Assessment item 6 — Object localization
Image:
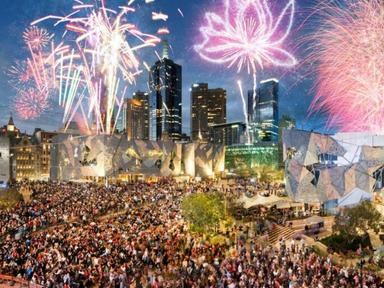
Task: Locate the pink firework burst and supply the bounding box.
[195,0,296,143]
[309,0,384,133]
[8,60,33,86]
[194,0,297,74]
[14,88,49,120]
[23,26,53,51]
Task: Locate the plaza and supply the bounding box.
[1,0,384,286]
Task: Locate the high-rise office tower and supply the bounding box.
[133,91,150,140]
[252,78,279,142]
[210,122,246,146]
[191,83,208,141]
[191,83,226,142]
[149,40,182,141]
[247,90,256,123]
[124,94,149,140]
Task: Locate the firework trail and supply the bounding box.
[32,0,160,134]
[308,0,384,133]
[14,88,49,120]
[195,0,297,143]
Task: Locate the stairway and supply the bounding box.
[267,224,296,245]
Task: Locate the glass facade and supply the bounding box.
[149,58,182,141]
[191,83,226,142]
[225,144,280,174]
[248,79,279,143]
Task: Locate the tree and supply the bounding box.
[333,201,382,241]
[181,192,225,234]
[253,165,284,184]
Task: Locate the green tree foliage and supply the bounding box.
[253,165,284,183]
[333,201,382,241]
[181,192,225,233]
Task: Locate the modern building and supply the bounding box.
[124,98,147,140]
[0,137,10,187]
[133,91,150,140]
[283,129,384,203]
[210,122,246,146]
[225,144,280,176]
[191,83,226,142]
[248,79,279,143]
[50,134,225,181]
[149,40,182,141]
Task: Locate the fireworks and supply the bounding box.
[31,0,160,134]
[8,61,32,86]
[9,27,59,119]
[152,12,169,21]
[195,0,296,142]
[309,0,384,132]
[23,26,53,51]
[14,88,49,120]
[195,0,296,73]
[157,27,170,35]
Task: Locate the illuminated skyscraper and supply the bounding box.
[124,98,145,140]
[210,122,246,146]
[191,83,208,141]
[133,91,150,140]
[149,41,182,141]
[191,83,226,142]
[248,79,279,143]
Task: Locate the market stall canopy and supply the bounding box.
[337,187,372,208]
[239,194,292,209]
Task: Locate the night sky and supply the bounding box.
[0,0,329,134]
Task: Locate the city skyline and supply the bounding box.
[0,0,326,134]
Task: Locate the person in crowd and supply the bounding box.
[0,180,381,287]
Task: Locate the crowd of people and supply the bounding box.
[0,180,382,287]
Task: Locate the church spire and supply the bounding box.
[8,113,14,126]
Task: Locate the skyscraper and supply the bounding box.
[133,91,150,140]
[210,122,246,146]
[191,83,226,142]
[253,78,279,142]
[247,90,256,123]
[191,83,208,141]
[124,91,150,141]
[149,40,182,141]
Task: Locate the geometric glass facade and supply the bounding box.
[225,144,280,174]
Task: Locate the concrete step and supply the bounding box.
[268,224,296,245]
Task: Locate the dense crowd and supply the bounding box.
[0,180,382,287]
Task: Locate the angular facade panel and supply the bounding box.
[283,129,384,203]
[51,135,224,181]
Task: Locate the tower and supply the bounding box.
[191,83,227,142]
[149,41,182,141]
[254,79,279,142]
